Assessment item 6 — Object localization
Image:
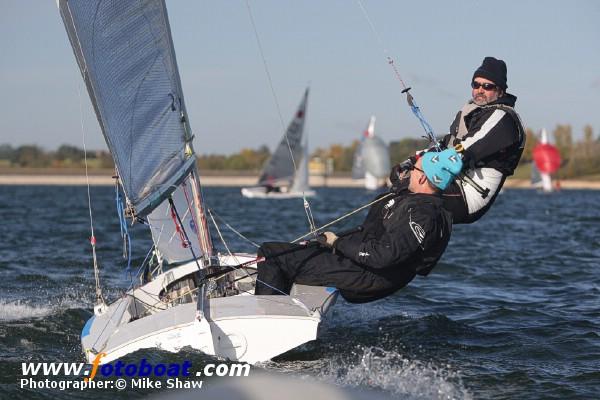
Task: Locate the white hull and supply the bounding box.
[81,254,336,364]
[540,173,553,193]
[241,186,316,199]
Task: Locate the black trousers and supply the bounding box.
[255,242,415,304]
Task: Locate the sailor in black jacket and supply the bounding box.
[391,57,525,224]
[255,149,462,303]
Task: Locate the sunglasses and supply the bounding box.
[409,164,425,174]
[471,81,498,91]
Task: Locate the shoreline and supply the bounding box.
[1,171,599,189]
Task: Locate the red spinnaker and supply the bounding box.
[533,144,561,174]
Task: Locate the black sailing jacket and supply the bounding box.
[335,192,452,280]
[439,94,525,223]
[443,93,524,176]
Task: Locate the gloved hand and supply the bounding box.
[317,231,338,248]
[389,155,417,193]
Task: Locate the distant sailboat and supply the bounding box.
[59,0,335,365]
[530,161,543,190]
[532,128,561,193]
[352,116,391,190]
[241,88,315,199]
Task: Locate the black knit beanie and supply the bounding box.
[472,57,507,90]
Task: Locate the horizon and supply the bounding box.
[1,1,598,154]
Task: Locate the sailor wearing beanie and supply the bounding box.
[390,57,525,224]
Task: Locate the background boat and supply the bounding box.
[351,116,390,191]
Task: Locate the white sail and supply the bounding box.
[352,116,390,188]
[63,0,336,366]
[241,88,314,198]
[289,144,310,193]
[146,171,212,264]
[59,0,213,258]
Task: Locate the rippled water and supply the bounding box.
[1,185,599,399]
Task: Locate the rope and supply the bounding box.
[115,181,132,271]
[291,192,394,243]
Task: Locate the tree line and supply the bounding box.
[1,124,598,178]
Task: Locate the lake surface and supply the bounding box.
[1,185,599,399]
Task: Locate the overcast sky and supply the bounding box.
[1,0,598,155]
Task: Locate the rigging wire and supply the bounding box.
[206,209,257,282]
[244,0,287,136]
[292,192,394,243]
[207,209,237,261]
[76,72,104,306]
[208,191,392,250]
[208,208,260,248]
[64,2,108,307]
[203,210,310,298]
[244,0,316,233]
[355,0,440,151]
[357,1,496,196]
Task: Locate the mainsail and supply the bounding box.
[59,0,212,261]
[257,88,309,187]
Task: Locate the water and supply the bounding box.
[1,185,599,399]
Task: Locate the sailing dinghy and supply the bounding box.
[351,116,391,190]
[241,89,316,199]
[532,128,561,193]
[59,0,336,365]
